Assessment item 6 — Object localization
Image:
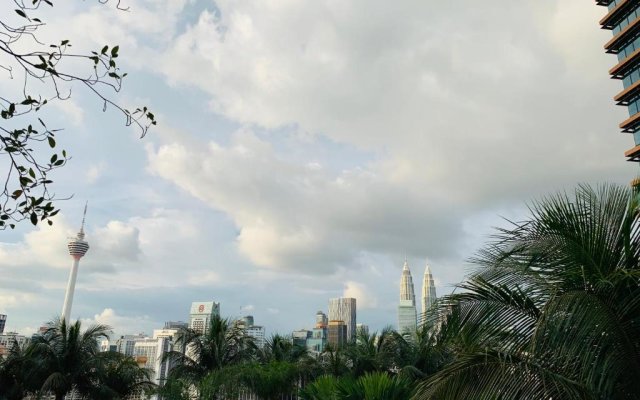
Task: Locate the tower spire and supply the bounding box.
[421,261,437,326]
[61,203,90,324]
[80,201,88,234]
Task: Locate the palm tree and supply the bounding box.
[344,328,407,377]
[260,334,308,363]
[300,372,415,399]
[90,352,155,399]
[0,337,32,400]
[319,344,349,377]
[163,315,255,394]
[299,375,340,400]
[415,184,640,400]
[401,318,452,378]
[240,361,300,400]
[27,318,111,400]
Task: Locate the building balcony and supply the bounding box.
[605,18,640,53]
[624,143,640,161]
[619,110,640,132]
[609,46,640,78]
[614,79,640,104]
[600,0,635,29]
[596,0,614,5]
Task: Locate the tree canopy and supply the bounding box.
[0,0,155,229]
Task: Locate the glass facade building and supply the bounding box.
[398,260,418,335]
[598,0,640,160]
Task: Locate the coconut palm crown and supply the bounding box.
[415,184,640,400]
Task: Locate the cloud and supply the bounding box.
[143,0,630,275]
[343,281,377,309]
[0,215,142,270]
[80,308,156,337]
[147,130,460,273]
[92,221,141,262]
[0,293,37,314]
[86,162,106,184]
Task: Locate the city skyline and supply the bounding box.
[0,1,634,337]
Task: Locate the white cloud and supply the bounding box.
[86,162,106,184]
[92,221,141,261]
[142,0,630,275]
[343,281,377,309]
[81,308,156,337]
[147,131,460,273]
[0,293,37,314]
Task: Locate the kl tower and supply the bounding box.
[61,203,90,324]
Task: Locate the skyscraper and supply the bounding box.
[0,314,5,334]
[398,259,417,335]
[328,298,356,341]
[327,320,347,348]
[61,204,89,324]
[189,302,220,334]
[596,0,640,161]
[420,263,437,325]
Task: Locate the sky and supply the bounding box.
[0,0,636,338]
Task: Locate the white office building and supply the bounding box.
[237,316,266,349]
[189,301,220,334]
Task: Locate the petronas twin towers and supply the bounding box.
[397,259,436,335]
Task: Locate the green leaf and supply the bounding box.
[15,9,27,18]
[28,168,35,178]
[61,39,69,46]
[111,45,119,57]
[30,213,37,226]
[101,45,108,54]
[47,136,55,148]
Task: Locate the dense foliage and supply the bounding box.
[415,184,640,400]
[0,319,153,400]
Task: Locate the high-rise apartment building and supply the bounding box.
[236,315,266,349]
[597,0,640,161]
[61,204,89,324]
[0,332,28,357]
[115,333,147,357]
[134,336,173,397]
[420,263,437,325]
[328,298,356,341]
[327,320,347,348]
[398,259,417,335]
[189,301,220,334]
[0,314,6,334]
